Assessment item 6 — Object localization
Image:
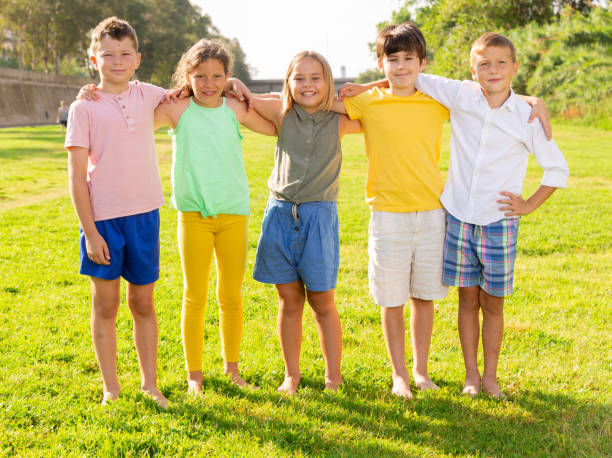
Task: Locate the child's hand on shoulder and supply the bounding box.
[497,191,534,216]
[77,84,100,101]
[224,78,253,110]
[161,86,192,104]
[337,82,368,100]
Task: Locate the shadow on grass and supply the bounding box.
[165,376,611,456]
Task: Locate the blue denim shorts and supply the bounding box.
[79,209,160,285]
[253,199,339,292]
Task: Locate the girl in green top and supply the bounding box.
[154,39,276,395]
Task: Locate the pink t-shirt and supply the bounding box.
[65,81,166,221]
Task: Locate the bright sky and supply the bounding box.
[193,0,405,79]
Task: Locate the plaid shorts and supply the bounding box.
[443,213,520,297]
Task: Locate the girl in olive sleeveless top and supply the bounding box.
[249,51,361,395]
[154,40,276,395]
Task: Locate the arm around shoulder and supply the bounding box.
[415,73,463,109]
[154,98,189,129]
[339,114,362,138]
[228,97,278,136]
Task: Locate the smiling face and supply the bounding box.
[91,36,140,92]
[187,58,228,108]
[288,57,328,113]
[379,50,425,96]
[470,45,518,100]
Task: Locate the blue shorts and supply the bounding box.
[79,209,160,285]
[253,199,339,292]
[443,213,520,297]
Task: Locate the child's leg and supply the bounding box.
[381,305,412,398]
[458,286,481,395]
[276,280,306,394]
[306,288,342,390]
[213,215,250,387]
[178,212,215,394]
[126,281,168,407]
[90,277,121,402]
[410,298,437,390]
[479,289,505,398]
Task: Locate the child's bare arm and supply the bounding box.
[67,147,110,265]
[154,98,188,129]
[338,79,388,99]
[330,99,348,115]
[249,96,283,127]
[228,98,278,136]
[339,115,362,138]
[497,185,556,216]
[224,78,253,108]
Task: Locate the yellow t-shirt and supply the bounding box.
[344,87,449,212]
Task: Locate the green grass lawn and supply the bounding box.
[0,124,610,456]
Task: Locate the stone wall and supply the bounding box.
[0,69,354,127]
[0,68,94,127]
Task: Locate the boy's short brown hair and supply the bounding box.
[470,33,516,64]
[89,17,139,56]
[376,22,426,61]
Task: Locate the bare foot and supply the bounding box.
[324,377,343,393]
[482,377,507,400]
[187,379,203,397]
[462,371,481,398]
[102,391,119,406]
[142,385,169,409]
[412,370,439,392]
[391,374,413,399]
[226,372,259,390]
[277,376,300,396]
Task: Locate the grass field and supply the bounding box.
[0,123,610,456]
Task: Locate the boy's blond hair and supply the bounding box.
[470,33,516,65]
[281,51,334,116]
[171,39,232,97]
[89,17,139,56]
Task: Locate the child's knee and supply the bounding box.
[93,299,120,320]
[480,294,504,317]
[458,287,480,310]
[128,295,155,317]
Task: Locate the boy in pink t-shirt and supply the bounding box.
[65,17,168,407]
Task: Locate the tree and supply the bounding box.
[0,0,251,85]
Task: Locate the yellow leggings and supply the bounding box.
[178,212,248,371]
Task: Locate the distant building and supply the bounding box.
[1,30,16,58]
[248,77,355,94]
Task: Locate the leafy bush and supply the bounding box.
[509,7,612,128]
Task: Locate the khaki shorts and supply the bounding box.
[368,208,448,307]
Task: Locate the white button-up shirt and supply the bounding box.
[416,73,569,225]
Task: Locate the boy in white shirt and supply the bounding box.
[341,32,569,399]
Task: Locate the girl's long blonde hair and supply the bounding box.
[281,51,334,116]
[172,39,232,96]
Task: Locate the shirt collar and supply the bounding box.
[474,86,517,112]
[293,103,326,122]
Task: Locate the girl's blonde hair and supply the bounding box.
[172,39,232,96]
[281,51,334,115]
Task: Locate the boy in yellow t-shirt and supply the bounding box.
[333,22,448,399]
